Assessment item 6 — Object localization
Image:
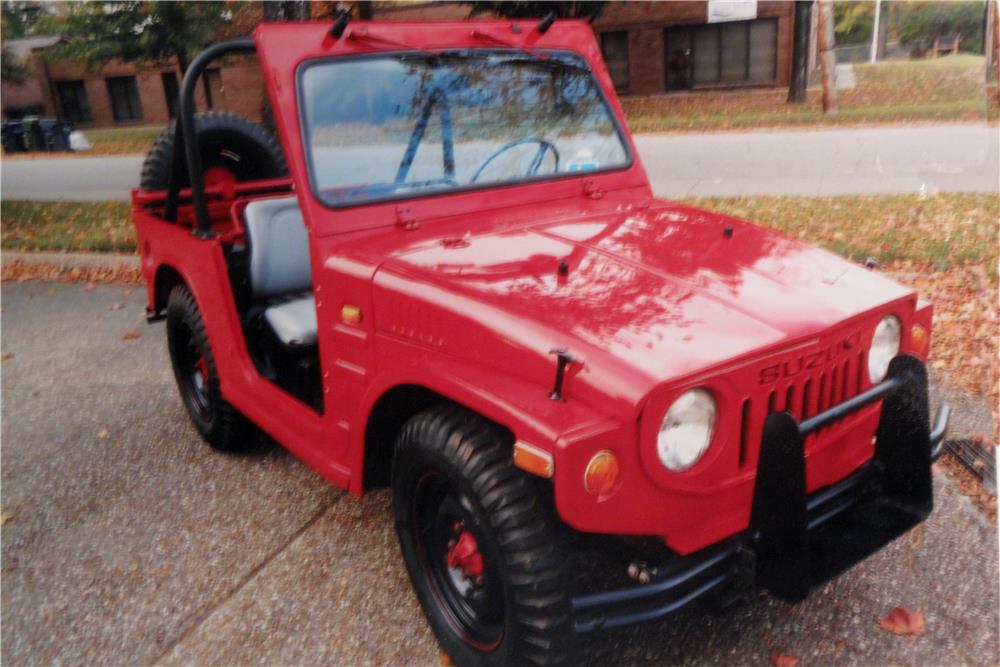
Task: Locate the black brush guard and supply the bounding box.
[573,355,950,634]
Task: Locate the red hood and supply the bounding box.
[372,200,914,410]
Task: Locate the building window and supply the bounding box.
[105,76,143,122]
[664,18,777,90]
[600,31,630,92]
[204,68,223,109]
[55,80,91,123]
[161,72,179,119]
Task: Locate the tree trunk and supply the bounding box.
[264,1,310,21]
[817,0,838,114]
[177,49,188,76]
[357,1,374,20]
[787,0,812,103]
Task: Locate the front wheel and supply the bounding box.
[392,407,578,666]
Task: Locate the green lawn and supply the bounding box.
[3,193,994,268]
[683,192,998,271]
[79,125,165,155]
[1,201,134,253]
[624,54,990,133]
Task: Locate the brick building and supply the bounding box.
[377,1,796,95]
[2,1,795,128]
[2,36,265,127]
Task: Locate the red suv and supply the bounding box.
[132,17,950,666]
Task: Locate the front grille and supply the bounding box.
[739,331,869,469]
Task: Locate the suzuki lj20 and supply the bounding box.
[133,16,950,665]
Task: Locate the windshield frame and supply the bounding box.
[295,48,635,211]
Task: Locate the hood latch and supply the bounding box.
[396,205,420,230]
[582,178,604,200]
[548,348,579,400]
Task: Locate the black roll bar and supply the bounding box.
[165,38,257,237]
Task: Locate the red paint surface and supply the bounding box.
[447,531,485,581]
[132,20,927,555]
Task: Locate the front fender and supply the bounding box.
[348,333,616,494]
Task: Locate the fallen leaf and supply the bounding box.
[122,330,141,340]
[110,302,125,311]
[770,650,799,667]
[438,652,454,667]
[84,282,97,291]
[1,353,13,361]
[0,513,14,525]
[878,607,926,636]
[98,427,109,439]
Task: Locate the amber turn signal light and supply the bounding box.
[341,304,363,324]
[584,450,620,497]
[513,441,554,478]
[910,324,929,359]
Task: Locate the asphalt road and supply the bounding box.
[2,124,996,201]
[1,281,998,666]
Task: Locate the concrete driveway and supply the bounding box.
[1,281,997,665]
[2,123,996,201]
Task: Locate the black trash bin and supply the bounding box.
[37,118,72,151]
[20,116,42,151]
[1,121,26,152]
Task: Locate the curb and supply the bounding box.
[2,250,139,271]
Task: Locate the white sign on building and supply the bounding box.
[707,0,758,23]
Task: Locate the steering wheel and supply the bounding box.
[469,137,560,184]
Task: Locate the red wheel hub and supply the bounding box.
[194,355,209,383]
[203,166,237,190]
[446,529,484,581]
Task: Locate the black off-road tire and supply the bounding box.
[165,284,253,452]
[392,407,579,667]
[140,111,288,192]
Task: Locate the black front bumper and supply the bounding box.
[573,355,950,634]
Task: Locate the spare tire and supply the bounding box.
[140,111,288,192]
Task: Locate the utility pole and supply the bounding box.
[788,0,812,102]
[817,0,838,113]
[870,0,882,63]
[992,0,1000,96]
[995,0,1000,101]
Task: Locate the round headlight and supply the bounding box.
[868,315,902,383]
[657,389,717,472]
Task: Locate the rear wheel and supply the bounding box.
[139,111,287,192]
[392,407,578,666]
[166,284,253,452]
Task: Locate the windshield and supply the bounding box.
[299,50,631,207]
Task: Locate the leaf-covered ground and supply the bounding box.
[686,193,998,404]
[625,55,991,133]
